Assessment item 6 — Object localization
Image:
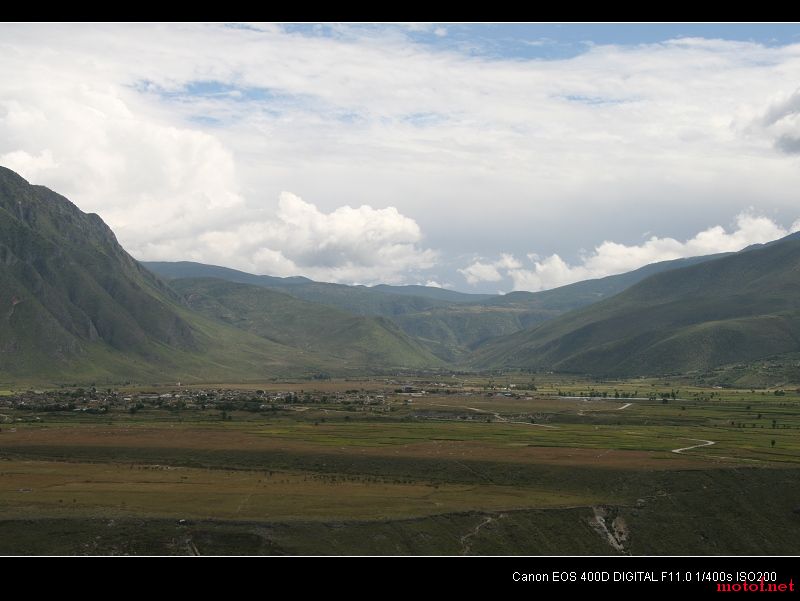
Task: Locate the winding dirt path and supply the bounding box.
[578,402,632,416]
[505,419,559,429]
[671,439,715,454]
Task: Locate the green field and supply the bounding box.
[1,376,799,555]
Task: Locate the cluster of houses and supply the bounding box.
[0,378,534,422]
[0,381,455,416]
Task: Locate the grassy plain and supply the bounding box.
[1,375,799,555]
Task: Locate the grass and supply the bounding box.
[0,460,602,522]
[472,237,800,378]
[2,376,800,554]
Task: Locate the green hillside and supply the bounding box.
[390,256,732,361]
[471,236,800,377]
[145,254,728,362]
[371,284,493,303]
[483,253,731,312]
[144,261,457,317]
[0,167,358,384]
[171,278,443,370]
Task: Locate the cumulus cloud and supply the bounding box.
[746,88,800,155]
[137,192,437,285]
[761,89,800,127]
[0,76,245,250]
[458,253,521,284]
[459,261,503,285]
[461,213,800,291]
[2,24,800,289]
[0,149,59,178]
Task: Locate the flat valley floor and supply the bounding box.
[1,376,799,555]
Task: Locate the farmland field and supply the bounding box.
[1,375,799,555]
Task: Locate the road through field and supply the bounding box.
[578,402,632,416]
[671,439,716,454]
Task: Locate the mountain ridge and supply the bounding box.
[0,166,437,383]
[470,233,800,377]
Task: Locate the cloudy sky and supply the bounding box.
[2,23,800,293]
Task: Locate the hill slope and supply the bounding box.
[471,235,800,376]
[145,254,729,362]
[143,261,462,316]
[391,254,733,361]
[171,278,443,370]
[0,167,366,383]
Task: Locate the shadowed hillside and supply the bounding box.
[471,235,800,376]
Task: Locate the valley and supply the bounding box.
[5,21,800,567]
[2,165,799,556]
[1,375,799,555]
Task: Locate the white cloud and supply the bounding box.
[458,253,522,284]
[744,88,800,155]
[136,191,437,285]
[2,24,800,288]
[0,79,245,249]
[462,213,799,291]
[0,149,59,179]
[459,261,503,285]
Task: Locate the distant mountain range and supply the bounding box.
[0,167,436,383]
[471,233,800,378]
[144,252,732,362]
[171,277,442,371]
[3,164,799,384]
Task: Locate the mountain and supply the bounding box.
[143,261,457,316]
[140,260,313,288]
[0,167,420,384]
[471,234,800,377]
[170,278,443,370]
[480,253,733,312]
[0,166,195,381]
[371,284,493,303]
[391,254,735,361]
[145,253,732,363]
[7,164,795,383]
[145,261,493,305]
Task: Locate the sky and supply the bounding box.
[2,22,800,293]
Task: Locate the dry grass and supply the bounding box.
[0,459,602,521]
[0,422,711,469]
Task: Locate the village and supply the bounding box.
[0,379,530,422]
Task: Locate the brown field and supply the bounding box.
[0,459,607,521]
[2,377,800,555]
[0,423,714,469]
